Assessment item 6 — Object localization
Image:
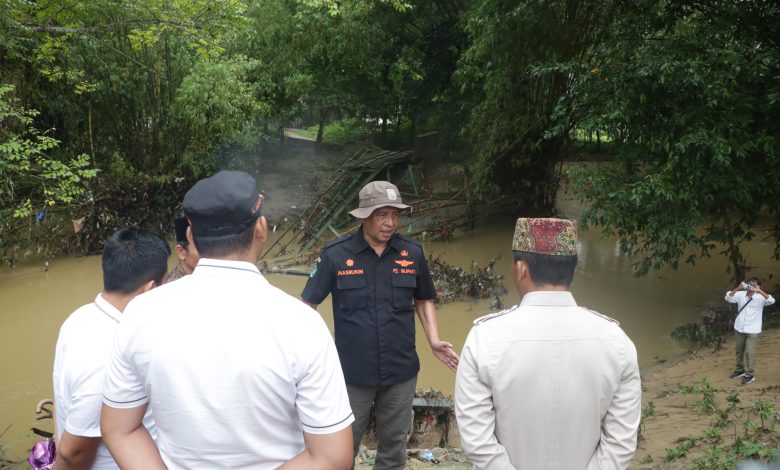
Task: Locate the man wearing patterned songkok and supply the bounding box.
[454,218,641,469]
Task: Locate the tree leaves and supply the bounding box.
[565,0,780,280]
[0,85,97,259]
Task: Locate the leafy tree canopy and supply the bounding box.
[565,0,780,280]
[0,84,97,259]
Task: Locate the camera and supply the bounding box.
[742,281,757,290]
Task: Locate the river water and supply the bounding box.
[2,196,778,459]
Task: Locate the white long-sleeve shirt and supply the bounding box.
[455,291,641,470]
[726,290,775,334]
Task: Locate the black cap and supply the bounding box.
[182,171,263,237]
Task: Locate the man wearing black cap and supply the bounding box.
[302,181,459,469]
[101,170,354,469]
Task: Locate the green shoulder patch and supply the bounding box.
[309,257,320,278]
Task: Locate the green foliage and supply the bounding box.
[664,436,696,461]
[642,401,656,420]
[639,400,656,441]
[4,0,777,279]
[679,377,718,414]
[639,454,653,464]
[661,387,778,467]
[565,0,780,281]
[456,0,615,211]
[753,399,776,431]
[734,438,775,460]
[0,84,97,260]
[4,0,254,178]
[693,446,735,470]
[171,54,271,173]
[299,118,366,145]
[702,426,722,445]
[243,0,461,150]
[714,392,741,428]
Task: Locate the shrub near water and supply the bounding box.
[671,308,733,349]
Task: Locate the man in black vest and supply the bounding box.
[302,181,458,469]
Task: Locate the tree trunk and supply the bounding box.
[596,129,601,152]
[726,228,746,285]
[316,114,325,144]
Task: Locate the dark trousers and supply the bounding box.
[735,331,760,376]
[347,376,416,470]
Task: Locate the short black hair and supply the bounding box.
[103,228,171,294]
[174,217,190,249]
[513,250,577,287]
[192,215,257,258]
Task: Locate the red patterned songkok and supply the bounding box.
[512,218,577,256]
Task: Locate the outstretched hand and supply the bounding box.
[431,340,459,373]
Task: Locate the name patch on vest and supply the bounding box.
[338,269,364,276]
[393,268,416,275]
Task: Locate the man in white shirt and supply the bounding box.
[726,277,775,385]
[53,228,170,469]
[455,218,641,469]
[100,170,354,469]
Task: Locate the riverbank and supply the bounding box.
[634,328,780,468]
[352,328,780,469]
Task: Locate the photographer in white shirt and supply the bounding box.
[725,277,775,385]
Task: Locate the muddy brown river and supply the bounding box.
[2,201,778,459]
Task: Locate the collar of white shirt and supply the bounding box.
[520,291,577,307]
[192,257,266,281]
[94,292,122,323]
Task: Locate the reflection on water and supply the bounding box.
[1,221,778,458]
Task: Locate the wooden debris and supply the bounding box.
[428,255,508,304]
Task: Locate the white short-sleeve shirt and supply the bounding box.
[103,259,354,469]
[53,294,156,470]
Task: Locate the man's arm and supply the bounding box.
[454,332,515,470]
[100,404,165,470]
[726,283,744,302]
[754,286,773,302]
[414,298,459,372]
[586,338,642,469]
[301,250,334,309]
[56,432,100,470]
[277,427,353,470]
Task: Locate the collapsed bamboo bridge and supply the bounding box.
[257,144,511,274]
[260,147,464,263]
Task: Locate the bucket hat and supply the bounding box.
[348,181,410,219]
